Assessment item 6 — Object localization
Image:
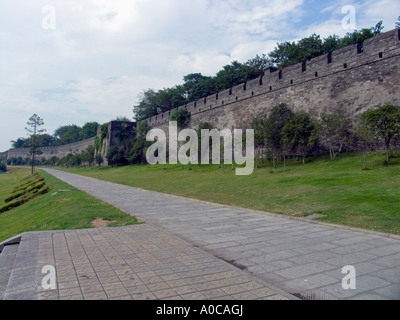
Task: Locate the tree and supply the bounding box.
[107,146,127,167]
[170,108,191,129]
[361,105,400,165]
[54,125,81,145]
[114,116,131,122]
[25,114,46,174]
[341,21,384,47]
[182,73,217,102]
[95,154,104,166]
[268,21,384,68]
[0,162,7,172]
[81,145,95,166]
[80,122,100,140]
[319,109,352,159]
[215,61,252,89]
[252,116,268,168]
[282,113,318,164]
[245,54,273,79]
[133,89,160,121]
[36,134,56,147]
[114,122,132,143]
[354,118,375,170]
[126,122,152,164]
[156,86,187,114]
[11,138,29,149]
[265,104,295,167]
[396,16,400,28]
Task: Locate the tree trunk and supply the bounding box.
[363,151,367,170]
[272,150,276,168]
[386,139,391,165]
[283,154,286,172]
[31,153,35,174]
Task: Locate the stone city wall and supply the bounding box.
[143,28,400,133]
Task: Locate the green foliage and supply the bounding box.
[252,117,268,150]
[183,73,217,102]
[269,34,325,68]
[94,136,101,152]
[114,116,131,122]
[282,113,319,164]
[0,162,6,172]
[25,114,46,174]
[136,121,151,137]
[114,122,133,143]
[265,104,295,155]
[12,134,55,149]
[319,109,353,159]
[81,122,100,140]
[125,137,151,165]
[251,104,294,167]
[81,145,95,166]
[133,89,160,121]
[11,138,28,149]
[270,21,383,68]
[133,58,271,121]
[95,154,104,166]
[396,16,400,28]
[361,104,400,164]
[107,146,128,167]
[170,108,191,128]
[54,122,100,146]
[100,123,109,143]
[214,61,253,89]
[54,125,81,145]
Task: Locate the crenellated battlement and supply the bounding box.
[143,28,400,129]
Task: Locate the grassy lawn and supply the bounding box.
[0,167,138,243]
[56,151,400,235]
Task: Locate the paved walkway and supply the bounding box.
[2,168,400,300]
[1,224,289,300]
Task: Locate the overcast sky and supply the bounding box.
[1,0,399,151]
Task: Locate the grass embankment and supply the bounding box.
[59,151,400,235]
[0,167,138,243]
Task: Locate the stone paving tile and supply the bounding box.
[1,224,290,301]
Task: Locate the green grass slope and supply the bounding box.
[0,167,138,243]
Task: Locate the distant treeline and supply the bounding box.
[133,21,386,121]
[11,122,100,149]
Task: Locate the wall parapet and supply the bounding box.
[7,136,96,161]
[142,28,400,128]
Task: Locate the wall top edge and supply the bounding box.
[143,28,400,124]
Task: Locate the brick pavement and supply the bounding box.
[1,224,290,300]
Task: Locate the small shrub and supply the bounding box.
[0,162,7,172]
